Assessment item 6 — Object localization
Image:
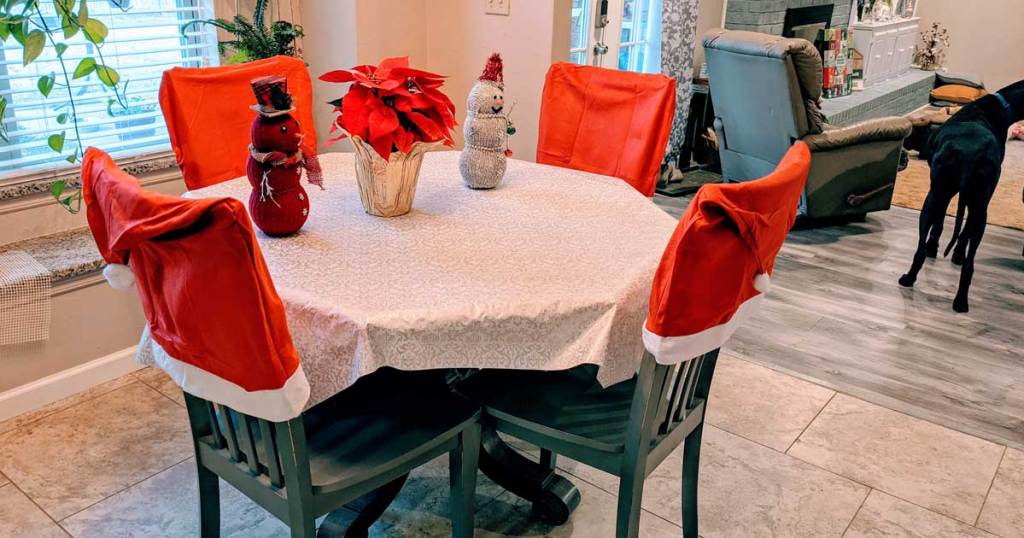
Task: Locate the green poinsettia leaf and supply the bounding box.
[72,56,96,78]
[50,179,66,198]
[82,18,107,44]
[37,73,55,97]
[95,64,119,87]
[22,29,44,65]
[47,131,65,153]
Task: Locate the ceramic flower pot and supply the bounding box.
[350,136,443,217]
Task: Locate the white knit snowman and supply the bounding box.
[459,53,514,189]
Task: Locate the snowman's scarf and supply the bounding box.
[248,145,325,205]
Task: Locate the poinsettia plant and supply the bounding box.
[319,57,456,160]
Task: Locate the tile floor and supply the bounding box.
[1,354,1022,537]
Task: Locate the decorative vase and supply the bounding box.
[350,136,443,217]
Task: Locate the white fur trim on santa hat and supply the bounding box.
[103,263,135,290]
[753,272,771,293]
[642,293,764,365]
[143,333,310,422]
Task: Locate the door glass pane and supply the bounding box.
[570,0,592,64]
[618,0,661,73]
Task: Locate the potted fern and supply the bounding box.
[181,0,304,64]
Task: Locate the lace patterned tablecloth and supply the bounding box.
[139,151,678,408]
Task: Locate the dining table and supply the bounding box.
[138,149,679,534]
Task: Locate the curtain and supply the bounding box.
[660,0,700,166]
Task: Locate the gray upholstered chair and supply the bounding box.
[702,28,913,219]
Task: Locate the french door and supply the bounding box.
[570,0,662,73]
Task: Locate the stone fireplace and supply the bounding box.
[724,0,851,35]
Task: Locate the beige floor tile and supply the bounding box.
[0,484,68,538]
[977,447,1024,538]
[706,354,835,451]
[60,459,288,538]
[648,425,867,537]
[133,366,186,406]
[845,490,997,538]
[0,383,193,520]
[0,374,138,436]
[788,394,1004,524]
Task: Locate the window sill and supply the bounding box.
[0,151,179,203]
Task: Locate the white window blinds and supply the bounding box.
[0,0,217,179]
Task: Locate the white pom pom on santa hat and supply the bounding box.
[753,272,771,293]
[103,263,135,290]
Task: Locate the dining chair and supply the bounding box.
[535,62,677,197]
[81,147,481,538]
[158,55,318,190]
[459,142,812,537]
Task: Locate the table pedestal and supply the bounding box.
[317,474,409,538]
[478,426,582,524]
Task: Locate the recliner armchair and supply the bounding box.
[702,29,913,219]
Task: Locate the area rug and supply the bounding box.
[892,140,1024,230]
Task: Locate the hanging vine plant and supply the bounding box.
[0,0,129,213]
[181,0,303,64]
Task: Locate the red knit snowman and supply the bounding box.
[247,76,323,236]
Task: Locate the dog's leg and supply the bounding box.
[925,190,957,258]
[952,208,987,313]
[900,191,941,287]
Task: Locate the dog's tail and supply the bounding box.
[944,197,967,257]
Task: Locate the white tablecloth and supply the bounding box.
[140,151,678,408]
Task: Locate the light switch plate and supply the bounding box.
[486,0,510,16]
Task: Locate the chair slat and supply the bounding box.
[238,414,261,474]
[218,405,243,463]
[205,401,225,449]
[259,419,284,488]
[677,354,707,421]
[663,361,692,434]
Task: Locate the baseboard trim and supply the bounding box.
[0,346,140,422]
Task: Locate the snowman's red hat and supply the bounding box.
[479,53,504,89]
[250,75,294,117]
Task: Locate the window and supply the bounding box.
[569,0,592,65]
[0,0,217,180]
[617,0,660,73]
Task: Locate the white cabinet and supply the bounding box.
[852,18,920,86]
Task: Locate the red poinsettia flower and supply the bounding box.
[320,57,457,160]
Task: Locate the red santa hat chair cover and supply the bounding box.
[643,142,811,364]
[536,62,676,197]
[82,148,309,421]
[159,55,318,190]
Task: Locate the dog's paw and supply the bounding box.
[952,296,969,313]
[898,274,916,287]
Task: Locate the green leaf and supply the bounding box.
[57,112,68,124]
[0,96,8,143]
[22,29,44,65]
[50,179,66,198]
[82,18,107,44]
[72,56,95,79]
[95,64,119,87]
[0,22,9,42]
[61,15,78,39]
[65,154,77,164]
[36,73,54,97]
[54,42,68,57]
[11,21,26,46]
[78,0,88,26]
[47,131,65,153]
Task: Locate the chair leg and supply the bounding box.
[681,424,704,538]
[616,465,646,538]
[539,448,557,471]
[289,518,316,538]
[196,464,220,538]
[450,424,481,538]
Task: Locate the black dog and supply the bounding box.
[899,80,1024,313]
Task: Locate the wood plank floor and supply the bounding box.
[655,196,1024,450]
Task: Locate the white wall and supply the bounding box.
[915,0,1024,91]
[302,0,571,162]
